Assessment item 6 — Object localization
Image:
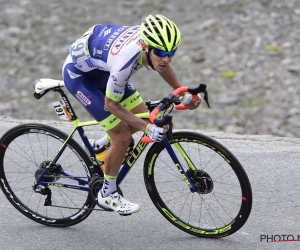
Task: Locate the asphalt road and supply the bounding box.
[1,117,300,250]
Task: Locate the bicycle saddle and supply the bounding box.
[33,78,65,94]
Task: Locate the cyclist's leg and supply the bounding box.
[99,126,140,215]
[63,61,115,158]
[127,102,149,134]
[63,64,140,214]
[63,61,112,123]
[93,100,147,146]
[97,82,143,214]
[99,80,144,176]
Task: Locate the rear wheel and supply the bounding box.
[144,131,252,238]
[0,123,96,227]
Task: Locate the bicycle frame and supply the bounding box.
[37,116,197,193]
[36,87,198,193]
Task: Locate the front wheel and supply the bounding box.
[144,131,252,238]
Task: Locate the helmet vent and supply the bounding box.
[144,30,160,45]
[173,30,178,49]
[166,28,171,43]
[150,20,157,27]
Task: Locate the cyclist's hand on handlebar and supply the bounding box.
[146,124,167,142]
[182,93,201,110]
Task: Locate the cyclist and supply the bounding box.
[62,14,201,215]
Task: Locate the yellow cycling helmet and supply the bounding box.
[140,14,181,51]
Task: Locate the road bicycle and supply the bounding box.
[0,78,252,238]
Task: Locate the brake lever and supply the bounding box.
[176,83,211,110]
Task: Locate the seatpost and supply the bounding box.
[54,88,78,121]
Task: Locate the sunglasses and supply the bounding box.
[151,48,177,58]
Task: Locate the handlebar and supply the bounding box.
[141,83,210,143]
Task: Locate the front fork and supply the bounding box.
[162,139,197,192]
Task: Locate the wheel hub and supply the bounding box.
[187,169,214,194]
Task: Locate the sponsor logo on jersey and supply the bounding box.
[130,94,140,103]
[125,61,139,82]
[126,35,139,46]
[93,47,103,58]
[111,75,123,87]
[76,91,91,106]
[110,75,117,81]
[136,38,143,46]
[109,117,117,124]
[110,26,140,56]
[114,82,123,87]
[104,28,112,37]
[127,81,135,90]
[98,27,107,37]
[104,26,128,51]
[113,89,124,95]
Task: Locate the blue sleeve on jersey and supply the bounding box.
[119,52,140,71]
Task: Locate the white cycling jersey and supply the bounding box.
[64,24,144,102]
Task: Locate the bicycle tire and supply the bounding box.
[0,123,96,227]
[144,131,252,238]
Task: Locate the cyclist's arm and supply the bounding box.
[158,64,185,95]
[105,69,148,131]
[159,64,201,109]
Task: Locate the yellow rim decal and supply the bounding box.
[159,204,234,234]
[148,153,157,175]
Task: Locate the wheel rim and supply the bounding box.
[0,126,93,223]
[146,133,252,236]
